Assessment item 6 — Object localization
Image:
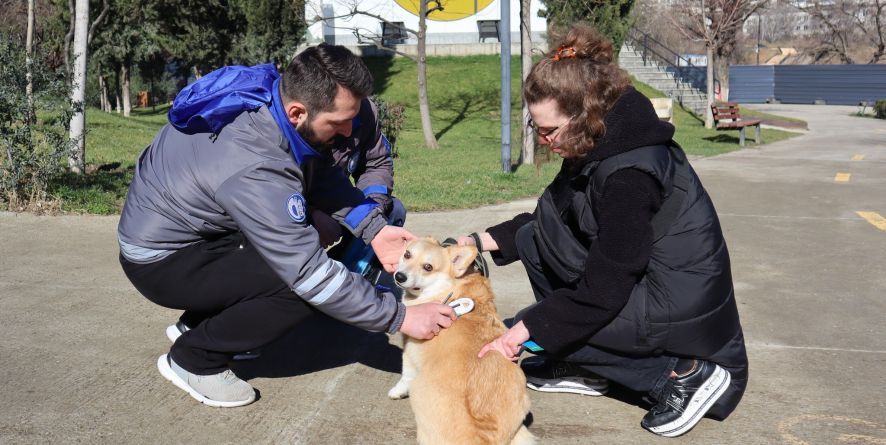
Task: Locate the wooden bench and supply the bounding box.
[477,20,500,42]
[649,97,674,124]
[711,102,761,146]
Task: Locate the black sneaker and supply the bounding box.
[641,360,731,437]
[521,356,609,396]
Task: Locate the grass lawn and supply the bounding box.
[54,55,801,214]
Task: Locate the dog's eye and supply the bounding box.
[423,263,433,272]
[404,251,412,259]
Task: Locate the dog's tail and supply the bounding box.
[466,354,533,444]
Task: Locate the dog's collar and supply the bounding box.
[440,238,490,277]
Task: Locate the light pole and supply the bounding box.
[756,12,762,65]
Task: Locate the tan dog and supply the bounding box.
[390,237,534,445]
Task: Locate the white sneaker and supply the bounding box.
[156,354,256,408]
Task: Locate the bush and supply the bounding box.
[875,100,886,119]
[0,34,73,212]
[371,95,406,157]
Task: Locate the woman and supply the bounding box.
[458,25,748,437]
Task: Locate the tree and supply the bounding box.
[231,0,307,66]
[311,0,442,149]
[539,0,636,52]
[157,0,241,79]
[668,0,765,128]
[792,0,885,64]
[26,0,36,121]
[68,0,88,172]
[520,0,535,165]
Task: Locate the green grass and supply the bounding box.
[59,56,801,214]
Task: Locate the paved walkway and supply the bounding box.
[1,104,884,444]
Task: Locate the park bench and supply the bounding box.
[477,20,500,42]
[711,102,761,146]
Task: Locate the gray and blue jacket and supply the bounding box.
[117,64,404,333]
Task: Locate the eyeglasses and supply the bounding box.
[528,116,573,141]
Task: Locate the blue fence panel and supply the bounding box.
[729,66,775,103]
[730,64,886,105]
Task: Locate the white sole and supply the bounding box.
[156,354,255,408]
[647,365,731,437]
[165,324,182,343]
[526,379,609,396]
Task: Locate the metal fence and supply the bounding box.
[729,64,886,105]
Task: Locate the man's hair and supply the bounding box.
[281,44,374,113]
[524,24,630,158]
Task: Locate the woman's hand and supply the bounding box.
[478,321,531,362]
[455,231,500,252]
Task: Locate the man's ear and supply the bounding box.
[285,101,307,126]
[449,245,478,278]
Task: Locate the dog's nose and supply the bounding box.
[394,272,407,283]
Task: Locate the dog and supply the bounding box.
[389,237,534,445]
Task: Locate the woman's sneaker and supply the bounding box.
[157,354,256,408]
[641,360,731,437]
[166,322,261,360]
[520,356,609,396]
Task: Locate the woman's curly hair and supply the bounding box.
[524,24,631,158]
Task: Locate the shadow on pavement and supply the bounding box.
[231,315,403,380]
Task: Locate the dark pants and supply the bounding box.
[120,232,318,375]
[513,224,676,400]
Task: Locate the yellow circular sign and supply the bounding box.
[394,0,495,22]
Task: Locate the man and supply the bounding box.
[117,44,455,408]
[311,96,406,284]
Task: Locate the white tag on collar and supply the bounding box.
[448,298,475,317]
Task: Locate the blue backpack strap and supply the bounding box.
[168,64,279,135]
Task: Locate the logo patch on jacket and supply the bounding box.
[286,193,307,223]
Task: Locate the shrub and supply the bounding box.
[371,95,406,157]
[875,100,886,119]
[0,34,73,212]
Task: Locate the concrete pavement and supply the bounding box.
[1,104,884,444]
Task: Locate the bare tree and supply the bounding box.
[68,0,88,173]
[311,1,443,149]
[668,0,766,128]
[520,0,535,166]
[25,0,35,123]
[793,0,885,64]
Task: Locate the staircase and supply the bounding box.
[618,30,712,118]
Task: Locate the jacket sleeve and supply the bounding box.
[520,168,662,354]
[353,99,394,204]
[305,156,388,245]
[485,212,536,265]
[215,159,404,333]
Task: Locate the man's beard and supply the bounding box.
[297,119,336,153]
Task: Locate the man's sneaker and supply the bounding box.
[521,356,609,396]
[165,322,261,361]
[641,360,731,437]
[156,354,256,408]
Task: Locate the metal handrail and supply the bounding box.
[625,28,720,97]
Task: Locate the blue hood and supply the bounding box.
[168,63,319,164]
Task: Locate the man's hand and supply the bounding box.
[400,303,457,340]
[478,320,531,361]
[311,209,343,248]
[371,225,417,273]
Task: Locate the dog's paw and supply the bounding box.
[387,382,410,399]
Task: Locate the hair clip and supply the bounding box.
[552,45,577,61]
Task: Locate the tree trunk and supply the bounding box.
[99,71,109,112]
[25,0,35,123]
[520,0,534,165]
[64,0,74,78]
[417,0,439,149]
[68,0,89,174]
[121,63,132,117]
[193,66,202,80]
[705,45,714,129]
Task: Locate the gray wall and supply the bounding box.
[730,64,886,105]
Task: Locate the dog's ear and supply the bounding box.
[448,245,478,278]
